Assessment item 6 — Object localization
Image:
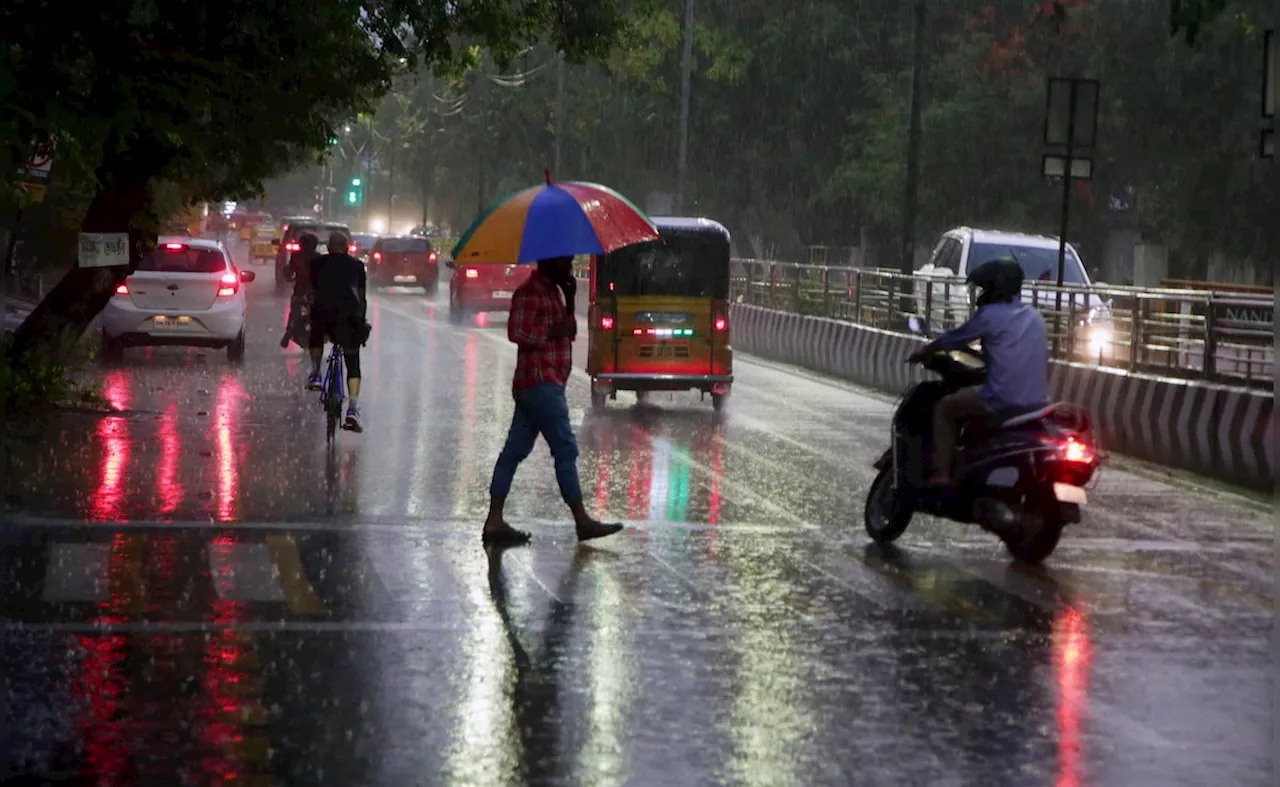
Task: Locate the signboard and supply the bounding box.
[1044,78,1099,147]
[19,138,55,181]
[78,233,130,268]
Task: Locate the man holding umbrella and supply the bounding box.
[456,175,658,545]
[481,255,621,545]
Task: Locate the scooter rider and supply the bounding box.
[280,233,320,348]
[908,258,1050,486]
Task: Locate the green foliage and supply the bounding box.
[1,333,104,417]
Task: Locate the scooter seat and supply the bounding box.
[997,404,1058,429]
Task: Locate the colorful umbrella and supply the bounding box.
[451,174,659,264]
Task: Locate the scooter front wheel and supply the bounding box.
[864,466,914,544]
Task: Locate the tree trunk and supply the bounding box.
[7,173,153,362]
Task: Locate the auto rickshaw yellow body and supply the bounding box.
[586,217,733,410]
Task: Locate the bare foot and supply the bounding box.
[575,519,623,542]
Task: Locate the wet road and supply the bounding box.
[2,245,1274,786]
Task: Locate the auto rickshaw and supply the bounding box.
[250,223,281,264]
[586,216,733,411]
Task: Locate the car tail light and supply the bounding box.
[428,251,438,264]
[114,283,129,296]
[164,242,184,250]
[372,251,382,263]
[465,268,479,279]
[217,271,239,297]
[285,242,301,252]
[349,243,358,254]
[1063,436,1094,464]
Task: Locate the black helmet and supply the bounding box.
[966,258,1023,306]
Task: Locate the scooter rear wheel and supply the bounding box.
[1002,510,1064,564]
[864,466,914,544]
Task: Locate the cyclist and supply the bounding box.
[280,232,320,348]
[307,231,369,433]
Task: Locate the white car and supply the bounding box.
[100,237,256,362]
[914,227,1114,358]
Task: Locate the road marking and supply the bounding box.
[265,534,328,614]
[41,543,111,602]
[209,542,286,602]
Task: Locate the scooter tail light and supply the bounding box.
[1063,436,1094,464]
[114,283,129,295]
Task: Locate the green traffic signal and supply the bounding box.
[346,177,363,205]
[347,191,358,204]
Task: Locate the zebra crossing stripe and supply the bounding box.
[728,303,1272,491]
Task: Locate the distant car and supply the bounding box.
[915,227,1114,358]
[350,232,377,263]
[100,237,256,362]
[447,261,533,323]
[274,220,351,294]
[368,236,440,295]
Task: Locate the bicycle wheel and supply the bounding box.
[324,350,345,442]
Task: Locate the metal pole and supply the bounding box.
[554,55,566,176]
[1054,81,1078,353]
[676,0,694,213]
[899,0,927,315]
[388,145,395,231]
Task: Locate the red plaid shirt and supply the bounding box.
[508,271,573,400]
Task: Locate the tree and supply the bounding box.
[1,0,625,360]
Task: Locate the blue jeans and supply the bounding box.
[489,383,582,503]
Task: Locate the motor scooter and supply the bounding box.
[864,317,1102,563]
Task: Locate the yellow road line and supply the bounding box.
[265,534,327,614]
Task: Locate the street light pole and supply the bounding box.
[554,54,566,176]
[676,0,694,213]
[899,0,926,284]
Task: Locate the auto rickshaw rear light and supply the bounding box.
[600,316,614,330]
[114,283,129,295]
[714,317,727,332]
[465,268,479,278]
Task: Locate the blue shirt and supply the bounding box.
[936,300,1050,412]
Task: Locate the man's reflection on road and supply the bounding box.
[485,545,606,784]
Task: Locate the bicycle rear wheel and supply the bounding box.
[323,350,345,442]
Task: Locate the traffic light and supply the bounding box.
[347,177,362,205]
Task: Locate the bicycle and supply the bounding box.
[319,342,346,442]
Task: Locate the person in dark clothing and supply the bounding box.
[307,231,369,433]
[280,233,320,348]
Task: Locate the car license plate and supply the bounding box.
[153,315,193,329]
[393,275,417,283]
[1053,483,1087,505]
[492,290,513,299]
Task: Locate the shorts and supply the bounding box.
[309,307,363,350]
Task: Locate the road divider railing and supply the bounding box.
[730,260,1273,391]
